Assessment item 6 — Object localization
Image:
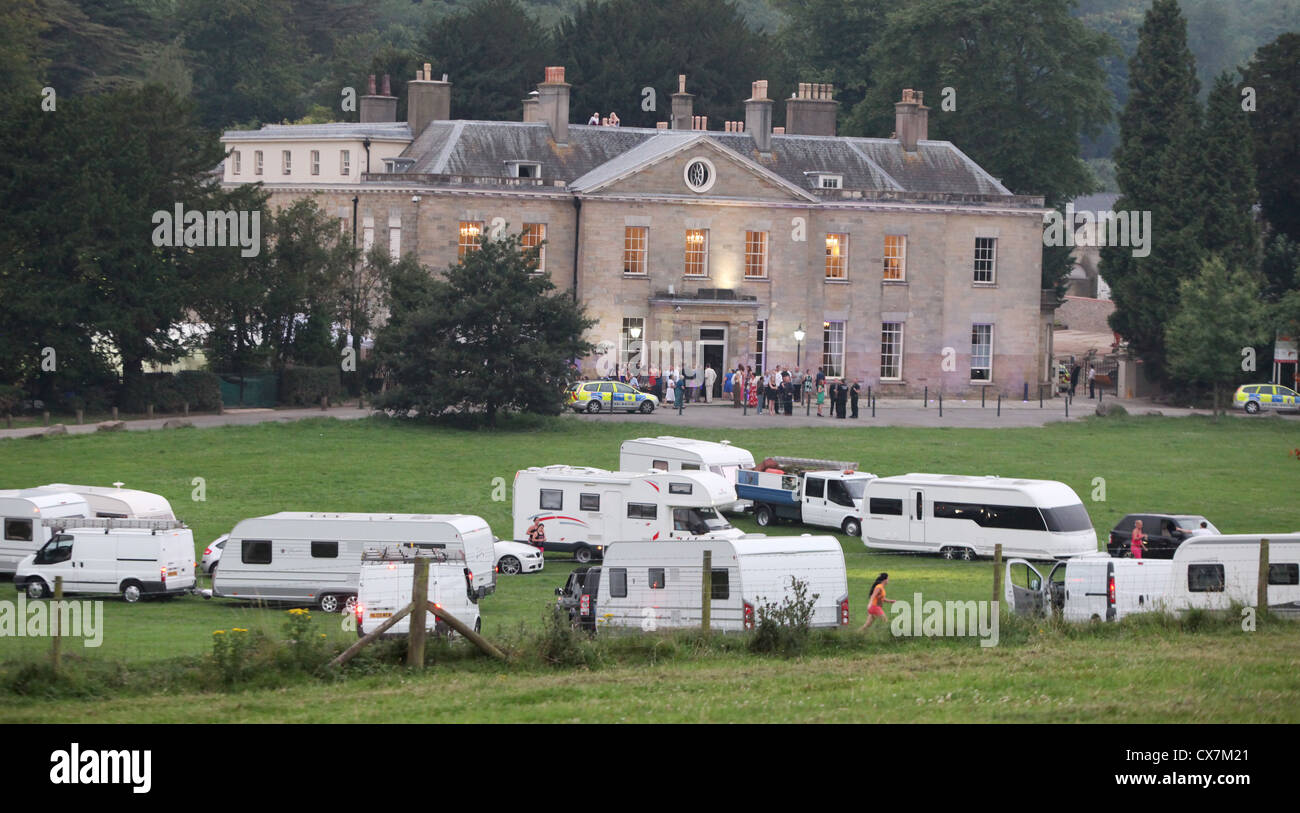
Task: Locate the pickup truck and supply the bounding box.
[735,457,876,537]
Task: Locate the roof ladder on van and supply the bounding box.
[770,456,860,472]
[48,517,187,533]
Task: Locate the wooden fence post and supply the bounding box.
[328,604,413,668]
[701,549,712,634]
[992,543,1003,606]
[407,557,430,668]
[1258,538,1270,618]
[112,406,119,421]
[52,576,63,675]
[428,602,505,660]
[75,409,84,425]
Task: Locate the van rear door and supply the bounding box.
[1004,559,1047,614]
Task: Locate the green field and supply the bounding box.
[0,414,1297,722]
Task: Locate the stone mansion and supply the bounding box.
[221,67,1056,397]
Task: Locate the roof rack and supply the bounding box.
[770,456,860,472]
[361,544,466,564]
[49,517,187,533]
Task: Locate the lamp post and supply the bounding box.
[793,324,805,368]
[628,326,642,383]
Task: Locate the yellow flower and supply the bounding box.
[213,630,226,635]
[232,628,248,633]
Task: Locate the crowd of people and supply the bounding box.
[600,363,867,418]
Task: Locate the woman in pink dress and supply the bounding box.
[1130,520,1148,559]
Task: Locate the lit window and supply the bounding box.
[823,321,845,378]
[459,221,483,259]
[744,231,768,279]
[522,223,546,273]
[753,319,766,375]
[974,237,996,283]
[281,150,292,175]
[341,150,351,176]
[624,226,647,275]
[310,150,320,176]
[685,229,709,276]
[621,317,645,373]
[825,233,847,280]
[883,235,906,281]
[881,322,903,380]
[232,150,241,175]
[254,150,263,175]
[971,324,993,382]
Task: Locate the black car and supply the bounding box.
[555,566,601,631]
[1107,514,1219,559]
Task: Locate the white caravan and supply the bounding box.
[14,519,196,602]
[38,483,176,520]
[1006,534,1300,620]
[619,436,756,512]
[735,457,875,536]
[0,491,91,574]
[862,474,1098,560]
[355,548,481,637]
[593,536,850,632]
[512,466,745,563]
[212,513,497,612]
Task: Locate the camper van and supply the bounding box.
[212,513,497,612]
[14,519,196,601]
[37,483,176,520]
[512,466,745,563]
[1005,534,1300,620]
[592,536,850,633]
[354,548,481,638]
[0,490,91,574]
[862,474,1098,560]
[618,436,756,512]
[735,457,875,536]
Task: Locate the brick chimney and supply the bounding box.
[894,88,929,152]
[745,80,773,152]
[785,82,839,136]
[407,64,451,136]
[537,66,571,144]
[360,74,397,123]
[671,74,694,131]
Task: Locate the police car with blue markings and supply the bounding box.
[1234,383,1299,414]
[568,380,658,414]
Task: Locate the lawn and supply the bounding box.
[0,413,1296,722]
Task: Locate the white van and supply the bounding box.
[14,519,196,602]
[0,491,91,574]
[619,436,755,512]
[735,457,875,536]
[213,513,497,613]
[355,548,481,637]
[862,473,1098,560]
[593,536,850,633]
[512,466,744,563]
[1006,534,1300,620]
[37,483,176,520]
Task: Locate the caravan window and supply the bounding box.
[933,501,982,522]
[669,482,693,495]
[1269,563,1299,586]
[652,460,669,471]
[869,498,902,516]
[982,505,1048,532]
[710,568,730,600]
[681,463,701,471]
[4,518,33,542]
[540,489,563,510]
[311,541,338,558]
[628,503,658,520]
[580,493,600,511]
[1041,504,1093,533]
[241,540,272,565]
[609,568,628,598]
[1187,564,1225,592]
[649,568,666,589]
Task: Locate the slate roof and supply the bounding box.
[223,122,412,142]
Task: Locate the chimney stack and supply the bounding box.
[785,82,839,136]
[537,66,571,144]
[671,74,694,131]
[360,73,398,123]
[407,64,451,136]
[745,79,773,152]
[522,90,540,122]
[894,88,929,151]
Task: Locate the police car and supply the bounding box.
[1234,383,1299,414]
[568,380,658,414]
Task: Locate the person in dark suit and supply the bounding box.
[850,379,861,418]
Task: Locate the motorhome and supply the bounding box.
[354,547,481,637]
[862,474,1098,560]
[212,513,497,613]
[618,436,755,512]
[1005,534,1300,620]
[0,491,91,574]
[592,536,850,633]
[37,483,176,520]
[14,518,196,602]
[735,457,875,536]
[512,466,745,563]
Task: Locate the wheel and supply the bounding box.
[940,547,956,560]
[574,546,594,564]
[25,578,48,600]
[342,595,357,614]
[755,505,774,527]
[960,547,976,561]
[841,517,862,537]
[499,555,522,575]
[318,593,341,613]
[1244,401,1260,414]
[208,563,217,578]
[585,399,602,414]
[121,580,143,603]
[638,401,654,414]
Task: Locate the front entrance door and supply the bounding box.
[699,327,727,398]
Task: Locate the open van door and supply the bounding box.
[1005,559,1047,614]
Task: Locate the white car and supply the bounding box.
[494,539,544,575]
[200,534,227,576]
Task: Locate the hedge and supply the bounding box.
[120,371,222,413]
[278,366,343,406]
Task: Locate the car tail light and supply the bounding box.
[203,547,211,555]
[839,596,850,626]
[743,601,755,630]
[161,566,167,585]
[580,594,591,616]
[1108,573,1116,606]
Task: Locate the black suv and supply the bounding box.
[555,566,601,631]
[1107,514,1218,559]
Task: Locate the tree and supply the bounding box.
[1242,33,1300,244]
[1165,255,1265,415]
[1194,73,1259,274]
[773,0,886,125]
[375,230,594,423]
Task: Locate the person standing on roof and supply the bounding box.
[588,112,600,125]
[607,111,621,126]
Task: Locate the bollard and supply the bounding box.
[147,404,154,419]
[997,393,1001,417]
[76,409,84,425]
[184,401,190,417]
[871,395,876,418]
[112,406,119,421]
[981,387,986,408]
[320,395,328,411]
[43,411,49,426]
[1065,395,1069,419]
[923,385,928,408]
[938,392,943,417]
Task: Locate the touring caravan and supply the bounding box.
[619,436,756,512]
[354,548,480,637]
[38,483,176,520]
[0,491,91,574]
[512,466,745,563]
[212,513,497,612]
[1005,534,1300,620]
[14,519,196,602]
[862,474,1098,560]
[592,536,850,633]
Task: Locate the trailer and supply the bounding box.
[735,457,874,536]
[619,436,755,512]
[37,483,176,520]
[0,490,91,574]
